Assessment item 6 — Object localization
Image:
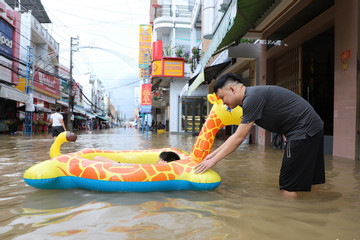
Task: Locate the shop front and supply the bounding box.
[17,70,60,133]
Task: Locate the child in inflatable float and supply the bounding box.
[93,151,180,164]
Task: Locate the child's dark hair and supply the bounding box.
[159,151,180,162]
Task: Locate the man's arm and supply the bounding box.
[194,121,254,174]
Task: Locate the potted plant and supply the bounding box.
[184,49,190,62]
[192,47,200,63]
[175,45,184,57]
[164,44,173,57]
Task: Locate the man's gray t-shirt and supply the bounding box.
[240,86,323,140]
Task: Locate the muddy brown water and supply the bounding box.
[0,128,359,239]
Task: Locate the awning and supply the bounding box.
[34,105,51,113]
[73,108,86,115]
[0,83,30,103]
[201,0,279,69]
[85,112,96,119]
[188,60,231,96]
[97,115,109,121]
[74,116,85,120]
[57,100,69,107]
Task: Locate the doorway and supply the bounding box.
[181,97,206,134]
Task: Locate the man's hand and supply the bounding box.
[194,157,217,174]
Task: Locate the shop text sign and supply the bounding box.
[164,59,184,77]
[151,58,184,78]
[139,24,152,68]
[34,72,60,98]
[140,83,151,113]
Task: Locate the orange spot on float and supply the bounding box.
[216,118,221,126]
[193,149,203,159]
[205,132,212,139]
[185,167,193,173]
[174,164,185,175]
[200,141,210,150]
[152,173,168,181]
[81,167,98,179]
[146,166,157,176]
[69,159,82,176]
[168,174,175,180]
[154,165,172,172]
[114,167,139,174]
[207,119,215,129]
[212,128,219,136]
[57,155,71,163]
[81,159,95,168]
[122,169,148,181]
[81,149,96,154]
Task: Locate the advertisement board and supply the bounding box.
[140,83,151,113]
[33,71,60,98]
[151,58,184,78]
[0,18,13,83]
[139,24,152,68]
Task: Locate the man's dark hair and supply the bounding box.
[214,73,243,93]
[159,151,180,162]
[56,107,61,112]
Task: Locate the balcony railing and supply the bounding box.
[153,4,193,19]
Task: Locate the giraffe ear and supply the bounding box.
[207,93,219,104]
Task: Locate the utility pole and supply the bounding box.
[67,36,79,130]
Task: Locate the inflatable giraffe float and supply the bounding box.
[23,93,243,192]
[190,93,243,163]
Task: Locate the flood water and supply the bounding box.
[0,128,359,240]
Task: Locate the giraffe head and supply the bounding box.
[190,93,243,162]
[207,93,243,127]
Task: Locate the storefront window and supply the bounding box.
[181,97,206,133]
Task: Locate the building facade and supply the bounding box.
[185,0,359,160]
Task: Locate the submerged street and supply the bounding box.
[0,128,359,239]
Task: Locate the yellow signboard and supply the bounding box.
[163,59,183,77]
[151,58,184,78]
[152,60,162,76]
[139,24,152,68]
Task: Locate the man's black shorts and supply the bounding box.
[279,130,325,191]
[52,126,64,137]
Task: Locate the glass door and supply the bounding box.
[181,97,206,134]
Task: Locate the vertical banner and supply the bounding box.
[140,83,152,113]
[0,18,13,83]
[139,24,152,68]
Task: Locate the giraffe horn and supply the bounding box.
[207,93,220,104]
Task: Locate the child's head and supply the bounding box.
[158,151,180,164]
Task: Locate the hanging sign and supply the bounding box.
[140,83,152,113]
[139,24,152,68]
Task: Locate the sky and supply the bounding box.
[41,0,150,119]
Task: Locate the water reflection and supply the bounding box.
[0,129,359,239]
